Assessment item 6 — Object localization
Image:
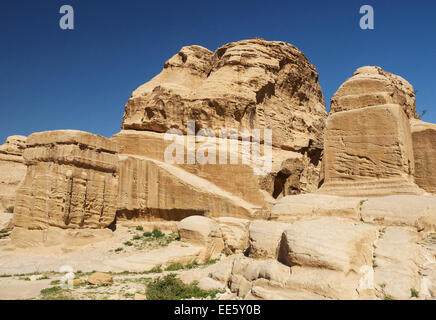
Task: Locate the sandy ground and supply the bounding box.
[0,220,235,300]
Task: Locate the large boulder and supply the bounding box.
[0,135,27,212]
[319,66,423,197]
[248,220,289,259]
[13,130,119,231]
[278,217,377,273]
[178,215,224,262]
[411,119,436,194]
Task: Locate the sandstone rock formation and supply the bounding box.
[411,119,436,194]
[0,135,27,211]
[122,39,326,152]
[319,66,423,197]
[13,130,119,233]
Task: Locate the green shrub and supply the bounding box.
[5,206,14,213]
[143,231,152,237]
[124,241,133,246]
[136,226,144,231]
[146,274,222,300]
[411,288,419,298]
[152,229,165,239]
[115,247,123,252]
[132,235,141,240]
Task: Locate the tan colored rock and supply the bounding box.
[73,278,85,286]
[216,217,250,253]
[178,216,224,262]
[122,39,326,152]
[373,227,424,300]
[279,217,377,273]
[319,104,422,197]
[330,66,419,119]
[270,194,362,223]
[361,195,436,231]
[0,135,27,212]
[87,272,113,285]
[248,220,289,259]
[134,293,147,300]
[117,155,262,219]
[411,119,436,194]
[13,130,119,231]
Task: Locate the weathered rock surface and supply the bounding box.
[330,66,419,119]
[216,217,250,253]
[178,216,224,262]
[361,195,436,231]
[373,227,425,300]
[320,66,423,197]
[278,218,377,273]
[0,135,27,212]
[117,155,262,219]
[319,104,422,196]
[270,194,362,222]
[13,130,119,231]
[248,220,289,259]
[122,39,326,152]
[87,272,113,285]
[411,119,436,194]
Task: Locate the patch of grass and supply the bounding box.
[359,200,367,206]
[124,241,133,247]
[132,235,141,240]
[411,288,419,298]
[37,275,50,280]
[0,274,12,278]
[20,277,31,281]
[0,229,11,234]
[384,295,393,300]
[50,280,60,285]
[145,266,163,274]
[136,226,144,231]
[143,231,152,237]
[146,274,223,300]
[115,247,123,253]
[165,263,183,271]
[40,286,73,300]
[5,206,14,213]
[379,283,386,289]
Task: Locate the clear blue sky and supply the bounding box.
[1,0,435,143]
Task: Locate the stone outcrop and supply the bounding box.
[319,67,423,197]
[122,39,326,152]
[0,135,27,212]
[13,130,119,231]
[330,66,419,120]
[411,119,436,194]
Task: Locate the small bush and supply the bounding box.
[152,229,164,239]
[50,280,60,285]
[136,226,144,231]
[143,231,152,237]
[115,247,123,252]
[132,235,141,240]
[124,241,133,247]
[411,288,419,298]
[146,274,222,300]
[5,206,14,213]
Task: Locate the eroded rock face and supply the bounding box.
[0,135,27,211]
[330,66,419,119]
[411,119,436,194]
[319,66,423,197]
[122,39,326,152]
[13,130,119,230]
